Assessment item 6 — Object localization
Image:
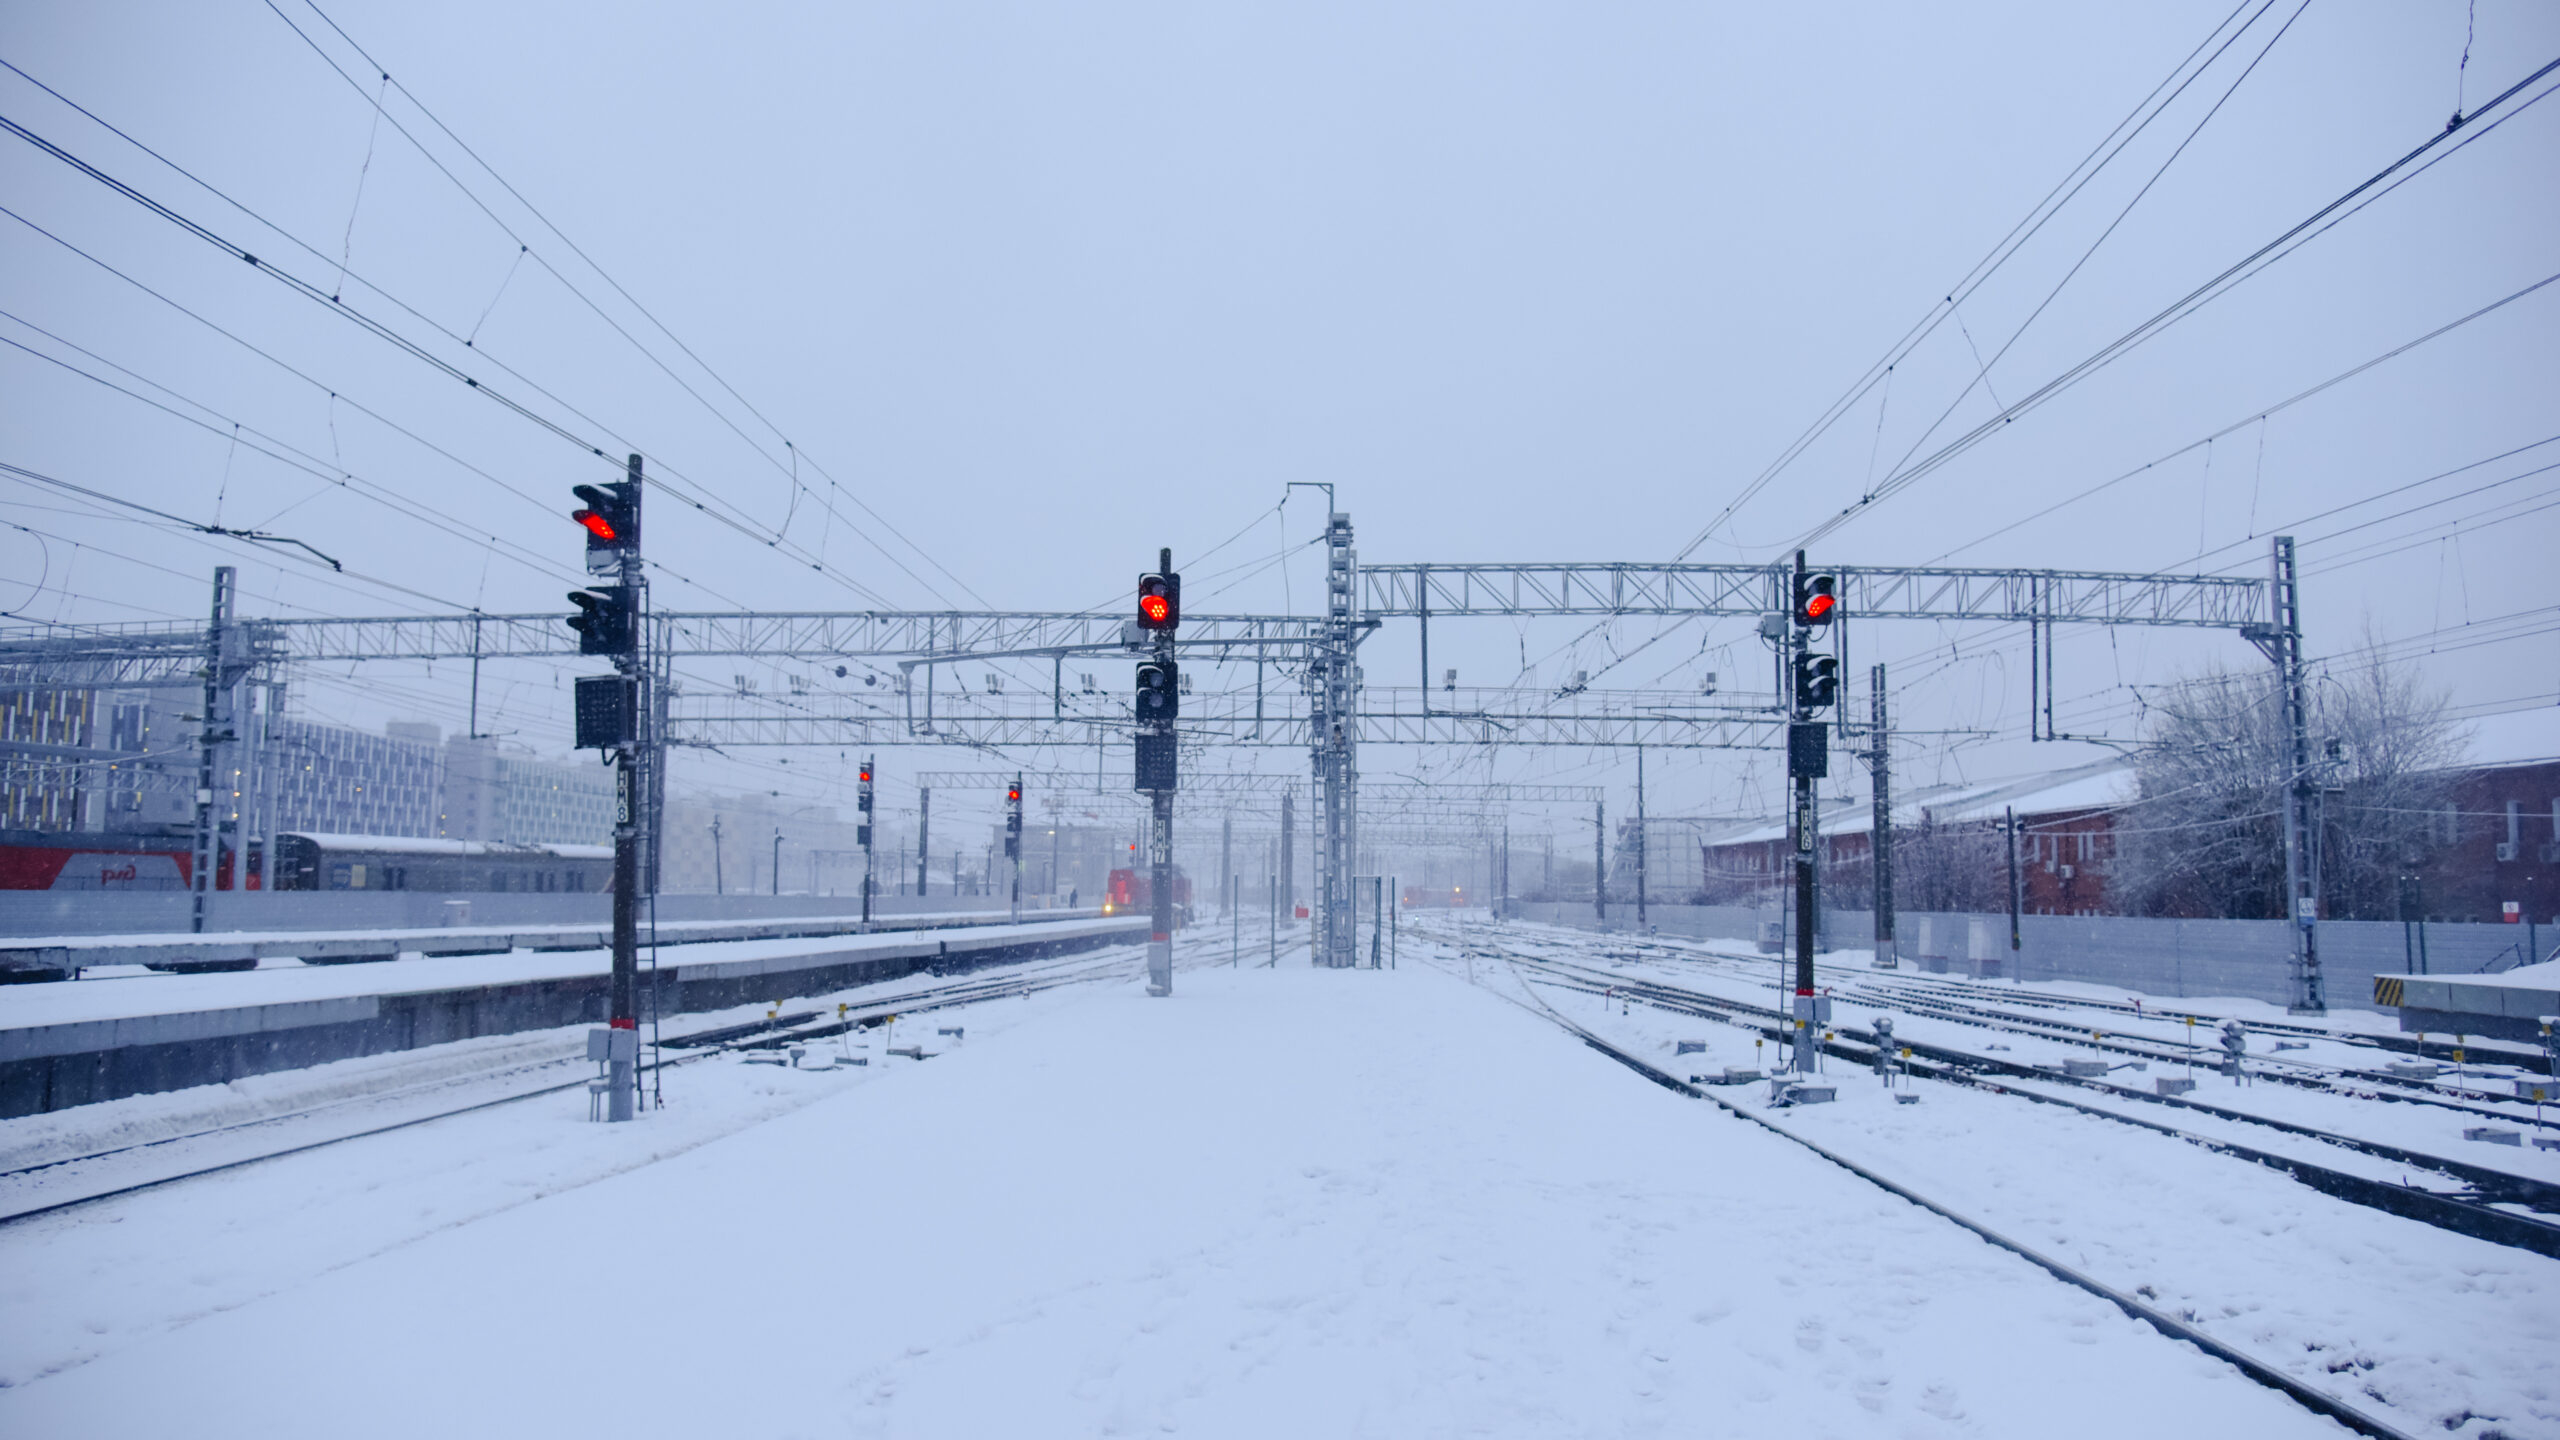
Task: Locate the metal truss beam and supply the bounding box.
[1359,562,2264,627]
[0,623,287,689]
[665,685,1793,750]
[0,612,1324,668]
[0,555,2263,686]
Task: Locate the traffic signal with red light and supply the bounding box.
[1795,653,1839,711]
[566,586,633,655]
[1004,776,1024,859]
[1793,571,1837,628]
[857,759,875,814]
[571,481,638,572]
[1137,572,1181,630]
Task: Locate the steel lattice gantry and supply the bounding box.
[0,555,2277,975]
[0,562,2268,676]
[1358,562,2266,625]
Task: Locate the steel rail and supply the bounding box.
[1444,943,2418,1440]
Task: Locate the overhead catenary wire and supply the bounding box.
[0,207,747,609]
[1867,0,2318,509]
[1791,53,2560,553]
[1925,271,2560,563]
[0,325,582,597]
[0,105,915,614]
[253,3,992,611]
[1670,0,2277,562]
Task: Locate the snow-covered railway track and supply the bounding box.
[1534,928,2556,1128]
[1693,935,2547,1077]
[1828,979,2560,1132]
[0,940,1182,1227]
[1436,943,2426,1440]
[1476,941,2560,1260]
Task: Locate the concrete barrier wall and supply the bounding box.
[0,889,1032,938]
[1500,901,2544,1012]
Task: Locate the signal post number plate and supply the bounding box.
[615,758,633,827]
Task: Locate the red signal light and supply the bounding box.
[1139,593,1169,623]
[574,509,617,542]
[1802,593,1834,621]
[1007,786,1022,802]
[859,767,872,784]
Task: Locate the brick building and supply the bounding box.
[1688,705,2558,931]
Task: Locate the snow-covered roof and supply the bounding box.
[1902,758,2137,829]
[2455,706,2560,771]
[1699,757,2136,848]
[279,832,612,859]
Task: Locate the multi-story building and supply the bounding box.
[1,686,610,892]
[0,687,101,831]
[436,734,613,847]
[258,715,444,838]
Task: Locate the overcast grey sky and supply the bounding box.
[2,0,2554,832]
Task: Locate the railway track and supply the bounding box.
[1624,929,2552,1075]
[1834,975,2560,1129]
[1447,932,2560,1260]
[0,935,1220,1227]
[1432,942,2423,1440]
[1518,927,2557,1127]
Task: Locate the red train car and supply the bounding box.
[0,831,200,891]
[1103,865,1192,921]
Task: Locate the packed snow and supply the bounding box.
[0,928,2392,1438]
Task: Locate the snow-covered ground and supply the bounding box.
[1508,934,2560,1189]
[0,929,2376,1438]
[1436,918,2560,1439]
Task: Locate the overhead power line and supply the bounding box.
[261,1,993,610]
[1927,269,2560,562]
[0,101,906,608]
[1790,52,2560,552]
[1670,0,2276,561]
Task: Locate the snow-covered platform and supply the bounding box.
[0,960,2354,1438]
[0,916,1145,1117]
[2380,956,2560,1043]
[0,904,1104,980]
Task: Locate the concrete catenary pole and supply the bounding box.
[2270,536,2327,1013]
[1634,746,1649,930]
[1869,663,1896,969]
[188,566,237,935]
[1593,798,1607,924]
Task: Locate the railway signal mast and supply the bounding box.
[1787,554,1837,1074]
[1005,775,1025,922]
[857,758,876,925]
[1135,550,1180,996]
[566,456,646,1120]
